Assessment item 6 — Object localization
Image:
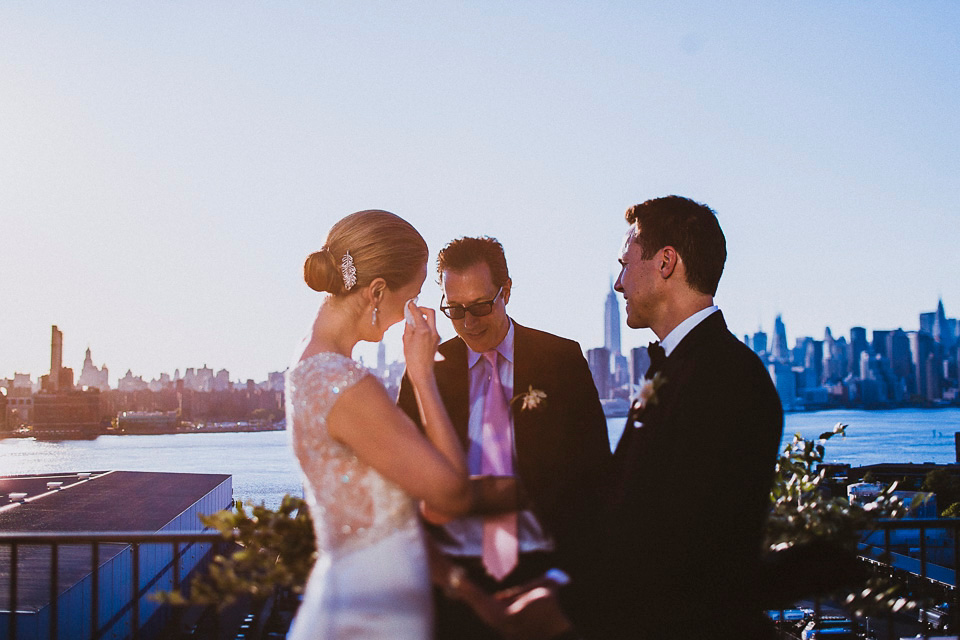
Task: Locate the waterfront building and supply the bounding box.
[0,390,6,432]
[4,393,33,429]
[31,390,102,438]
[77,347,109,391]
[587,347,611,399]
[859,377,883,406]
[0,470,231,639]
[117,410,179,433]
[768,361,796,410]
[12,374,32,392]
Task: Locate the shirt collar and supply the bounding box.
[467,318,515,368]
[660,306,719,357]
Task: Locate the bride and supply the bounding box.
[286,209,472,639]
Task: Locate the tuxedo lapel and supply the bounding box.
[437,338,471,449]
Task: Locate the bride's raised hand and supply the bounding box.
[402,301,440,386]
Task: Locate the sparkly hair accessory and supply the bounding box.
[340,251,358,290]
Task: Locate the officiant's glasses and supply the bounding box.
[440,287,503,319]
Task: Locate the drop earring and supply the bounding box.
[372,307,378,326]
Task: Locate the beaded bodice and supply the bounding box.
[287,352,417,556]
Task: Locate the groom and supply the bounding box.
[596,195,784,638]
[506,197,784,639]
[398,236,610,640]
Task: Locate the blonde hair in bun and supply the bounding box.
[304,210,428,295]
[303,249,344,293]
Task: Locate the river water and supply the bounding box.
[2,408,960,508]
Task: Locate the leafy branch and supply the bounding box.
[764,422,926,617]
[153,494,316,609]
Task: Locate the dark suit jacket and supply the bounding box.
[596,311,783,639]
[397,321,610,586]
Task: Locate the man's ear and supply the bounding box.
[659,247,679,279]
[502,278,513,305]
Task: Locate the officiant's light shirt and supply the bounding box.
[437,319,555,557]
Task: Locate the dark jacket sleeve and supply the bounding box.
[396,370,422,430]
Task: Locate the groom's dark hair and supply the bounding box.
[625,195,726,296]
[436,236,510,288]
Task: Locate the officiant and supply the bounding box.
[398,235,610,640]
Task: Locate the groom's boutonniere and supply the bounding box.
[630,373,666,428]
[511,385,547,412]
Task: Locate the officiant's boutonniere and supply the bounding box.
[511,386,547,412]
[631,373,666,414]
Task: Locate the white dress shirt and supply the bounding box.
[660,305,720,357]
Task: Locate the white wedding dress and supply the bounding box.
[286,352,432,639]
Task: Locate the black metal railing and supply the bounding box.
[773,517,960,640]
[0,531,227,640]
[8,519,960,640]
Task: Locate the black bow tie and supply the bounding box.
[646,341,666,377]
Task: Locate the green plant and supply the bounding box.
[154,494,316,609]
[766,423,909,551]
[764,423,925,617]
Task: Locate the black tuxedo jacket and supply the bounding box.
[397,322,610,576]
[596,311,783,639]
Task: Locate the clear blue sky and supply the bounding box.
[2,2,958,384]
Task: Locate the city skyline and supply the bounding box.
[2,3,958,382]
[4,295,955,392]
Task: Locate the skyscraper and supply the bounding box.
[630,346,651,386]
[587,347,611,399]
[377,342,387,378]
[933,299,955,350]
[850,327,869,377]
[770,315,789,363]
[908,331,935,399]
[50,325,63,392]
[887,329,912,388]
[751,329,768,358]
[77,347,110,391]
[604,281,621,357]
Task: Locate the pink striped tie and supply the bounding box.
[481,350,518,581]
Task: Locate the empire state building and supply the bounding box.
[604,280,621,356]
